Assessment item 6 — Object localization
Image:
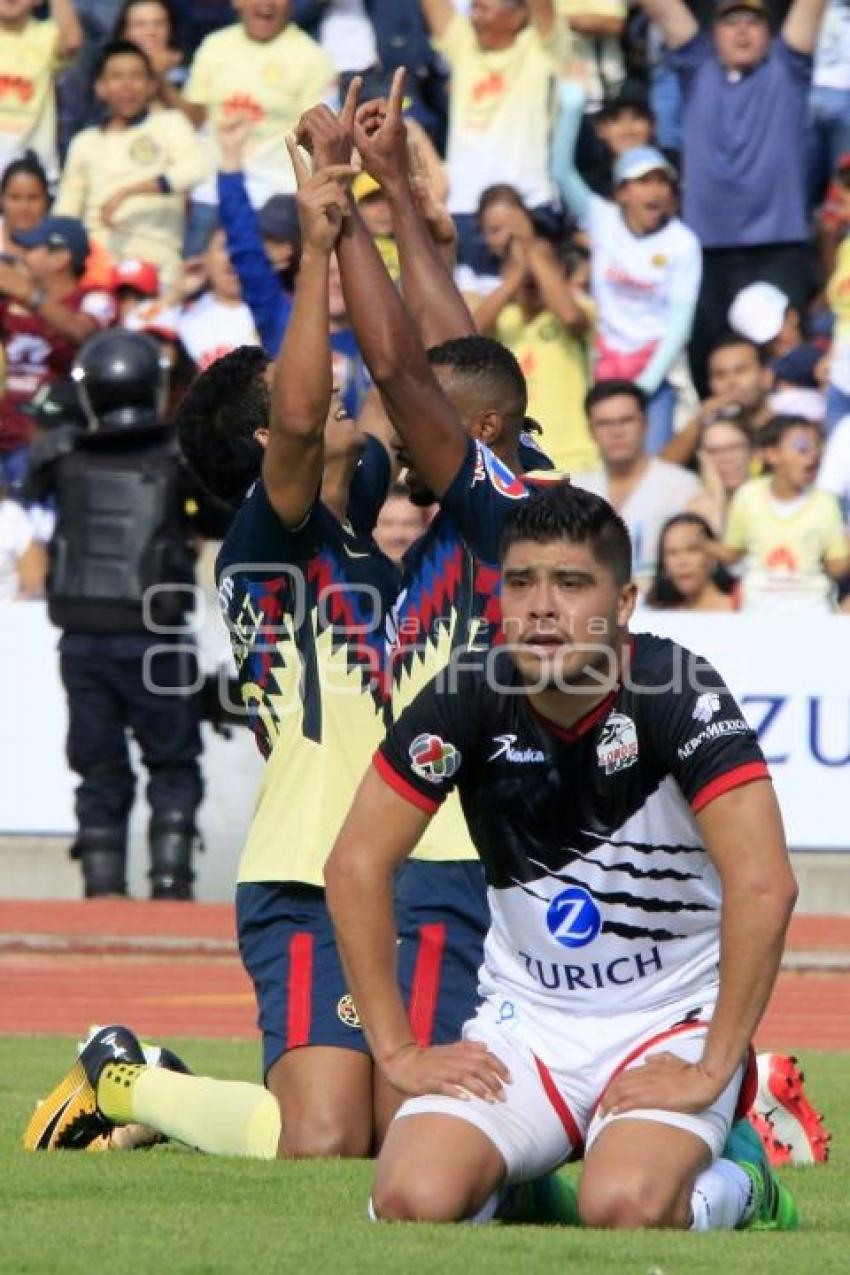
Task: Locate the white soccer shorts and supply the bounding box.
[394,990,745,1184]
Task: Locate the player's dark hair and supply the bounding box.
[646,513,736,609]
[709,331,769,368]
[94,38,155,83]
[174,345,271,509]
[584,378,647,418]
[427,335,528,425]
[759,413,822,448]
[499,481,632,585]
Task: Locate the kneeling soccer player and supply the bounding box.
[325,482,800,1230]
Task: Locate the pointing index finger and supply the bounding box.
[285,133,311,188]
[339,75,362,132]
[387,66,406,121]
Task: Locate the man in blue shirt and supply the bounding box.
[641,0,827,394]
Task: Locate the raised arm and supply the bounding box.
[261,140,352,526]
[638,0,699,50]
[419,0,455,39]
[355,71,474,346]
[296,81,472,499]
[782,0,829,56]
[50,0,83,58]
[528,0,558,37]
[550,82,593,223]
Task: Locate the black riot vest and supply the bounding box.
[47,436,197,633]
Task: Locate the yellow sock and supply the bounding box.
[98,1062,145,1124]
[100,1066,281,1158]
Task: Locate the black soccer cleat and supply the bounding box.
[22,1024,145,1151]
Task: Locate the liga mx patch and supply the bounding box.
[596,711,638,775]
[409,732,461,784]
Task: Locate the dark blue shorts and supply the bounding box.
[395,859,489,1047]
[236,882,368,1078]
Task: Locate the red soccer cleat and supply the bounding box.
[746,1108,793,1167]
[753,1053,832,1165]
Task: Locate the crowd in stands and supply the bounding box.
[1,0,850,614]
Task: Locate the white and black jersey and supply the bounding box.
[376,633,771,1017]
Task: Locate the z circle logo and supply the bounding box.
[546,886,602,949]
[337,994,361,1029]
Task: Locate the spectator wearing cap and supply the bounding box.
[214,111,369,420]
[825,160,850,428]
[641,0,828,398]
[418,0,569,273]
[553,80,702,452]
[0,215,117,490]
[0,0,82,183]
[112,257,161,323]
[586,79,658,196]
[181,0,337,255]
[352,171,400,282]
[53,40,209,287]
[728,281,803,360]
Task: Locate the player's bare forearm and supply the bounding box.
[324,769,427,1063]
[387,179,475,345]
[336,202,469,495]
[271,247,332,441]
[699,782,797,1088]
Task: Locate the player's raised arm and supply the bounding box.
[261,138,353,526]
[295,80,471,501]
[355,69,475,348]
[325,769,508,1102]
[637,0,699,50]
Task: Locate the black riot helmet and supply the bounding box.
[71,330,169,435]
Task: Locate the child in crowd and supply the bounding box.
[470,183,598,473]
[54,40,208,284]
[0,0,81,181]
[715,415,849,611]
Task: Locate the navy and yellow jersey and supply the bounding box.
[389,438,563,862]
[216,477,400,886]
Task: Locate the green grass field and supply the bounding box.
[3,1036,848,1275]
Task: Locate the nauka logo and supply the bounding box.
[692,692,721,724]
[409,733,461,784]
[596,712,638,775]
[488,734,545,764]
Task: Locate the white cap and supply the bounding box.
[768,387,826,423]
[728,282,789,346]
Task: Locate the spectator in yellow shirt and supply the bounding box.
[0,0,81,182]
[183,0,337,253]
[418,0,568,272]
[714,414,850,612]
[54,40,209,286]
[471,183,598,472]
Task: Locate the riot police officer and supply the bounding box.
[26,330,210,900]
